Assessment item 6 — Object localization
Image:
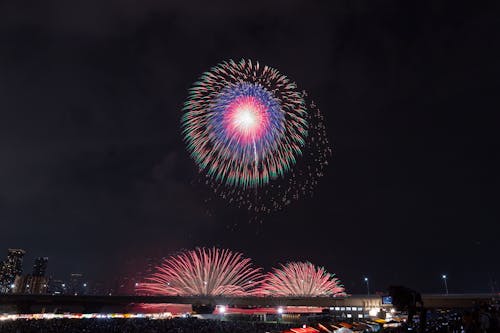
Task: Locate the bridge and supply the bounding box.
[0,293,498,314]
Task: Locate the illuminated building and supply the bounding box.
[32,257,49,277]
[13,275,49,294]
[48,279,66,295]
[0,249,26,293]
[69,273,86,295]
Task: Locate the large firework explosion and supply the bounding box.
[257,262,345,297]
[137,247,263,296]
[182,59,331,212]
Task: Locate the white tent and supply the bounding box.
[335,328,353,333]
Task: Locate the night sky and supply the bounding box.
[1,1,499,294]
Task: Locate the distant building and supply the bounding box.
[32,257,49,277]
[48,279,66,295]
[69,273,86,295]
[13,275,48,294]
[88,280,107,296]
[0,249,26,293]
[114,275,141,295]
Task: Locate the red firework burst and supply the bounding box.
[137,247,263,296]
[258,262,345,297]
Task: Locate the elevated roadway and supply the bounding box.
[0,293,498,313]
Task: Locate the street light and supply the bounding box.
[364,277,370,295]
[219,305,226,321]
[442,274,449,294]
[277,307,284,324]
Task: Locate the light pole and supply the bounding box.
[364,277,370,295]
[442,275,449,294]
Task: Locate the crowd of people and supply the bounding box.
[0,305,498,333]
[381,304,499,333]
[0,317,292,333]
[456,305,499,333]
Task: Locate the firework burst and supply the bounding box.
[182,59,331,212]
[137,247,263,296]
[182,59,307,188]
[258,262,345,297]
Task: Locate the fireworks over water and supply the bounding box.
[137,248,263,296]
[182,59,331,213]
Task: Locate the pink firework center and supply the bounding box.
[222,95,270,144]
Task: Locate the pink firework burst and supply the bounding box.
[222,95,271,144]
[258,262,345,297]
[137,247,263,296]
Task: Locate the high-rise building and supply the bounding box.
[69,273,86,295]
[0,249,26,293]
[13,275,48,294]
[32,257,49,277]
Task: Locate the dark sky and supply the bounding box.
[0,1,499,294]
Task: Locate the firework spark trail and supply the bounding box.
[137,248,263,296]
[257,262,345,297]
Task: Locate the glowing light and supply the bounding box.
[369,308,379,317]
[277,307,284,314]
[137,247,263,296]
[258,262,345,297]
[226,98,265,141]
[219,305,226,314]
[235,108,256,128]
